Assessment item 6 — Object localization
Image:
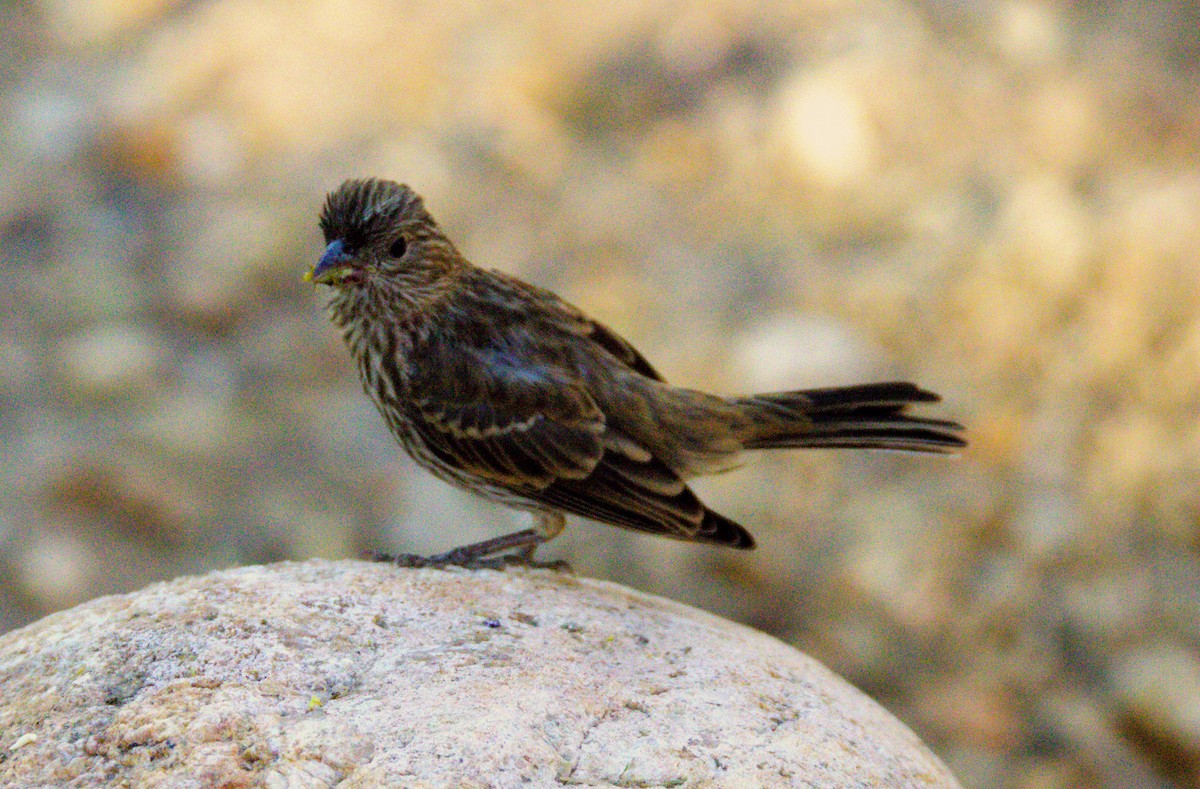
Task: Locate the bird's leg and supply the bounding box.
[504,512,571,570]
[374,512,569,570]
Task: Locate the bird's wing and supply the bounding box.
[484,269,666,381]
[406,343,748,545]
[578,318,665,382]
[531,450,755,547]
[408,349,606,488]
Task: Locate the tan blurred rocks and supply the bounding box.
[54,323,166,401]
[46,453,204,544]
[40,0,183,46]
[733,312,881,392]
[165,200,292,330]
[0,561,961,788]
[771,67,879,190]
[1111,642,1200,761]
[12,529,95,613]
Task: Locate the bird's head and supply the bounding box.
[306,179,459,292]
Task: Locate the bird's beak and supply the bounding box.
[304,239,352,285]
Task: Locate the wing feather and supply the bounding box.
[414,397,602,487]
[398,273,753,547]
[476,268,666,382]
[583,319,664,381]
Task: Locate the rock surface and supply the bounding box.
[0,560,959,787]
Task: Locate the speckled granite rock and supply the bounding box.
[0,560,960,787]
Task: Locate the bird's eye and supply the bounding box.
[389,236,408,258]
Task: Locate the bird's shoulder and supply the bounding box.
[434,266,665,382]
[404,275,601,427]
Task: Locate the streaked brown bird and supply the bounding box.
[307,179,965,566]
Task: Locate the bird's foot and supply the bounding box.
[369,550,495,569]
[370,550,570,572]
[499,544,573,572]
[371,529,571,572]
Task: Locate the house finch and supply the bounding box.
[307,179,965,567]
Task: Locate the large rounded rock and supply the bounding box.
[0,561,960,787]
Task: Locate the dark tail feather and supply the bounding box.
[697,508,756,549]
[737,382,966,454]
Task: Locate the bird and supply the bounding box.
[305,178,965,567]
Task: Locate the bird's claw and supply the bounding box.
[505,555,573,572]
[370,549,570,572]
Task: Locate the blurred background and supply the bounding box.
[0,0,1197,786]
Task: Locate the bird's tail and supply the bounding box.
[735,382,965,454]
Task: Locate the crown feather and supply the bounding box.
[319,179,423,248]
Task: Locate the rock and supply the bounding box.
[0,561,961,787]
[771,68,878,189]
[1111,641,1200,755]
[11,529,95,613]
[54,322,165,400]
[733,313,880,396]
[164,200,291,331]
[38,0,177,46]
[44,453,204,544]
